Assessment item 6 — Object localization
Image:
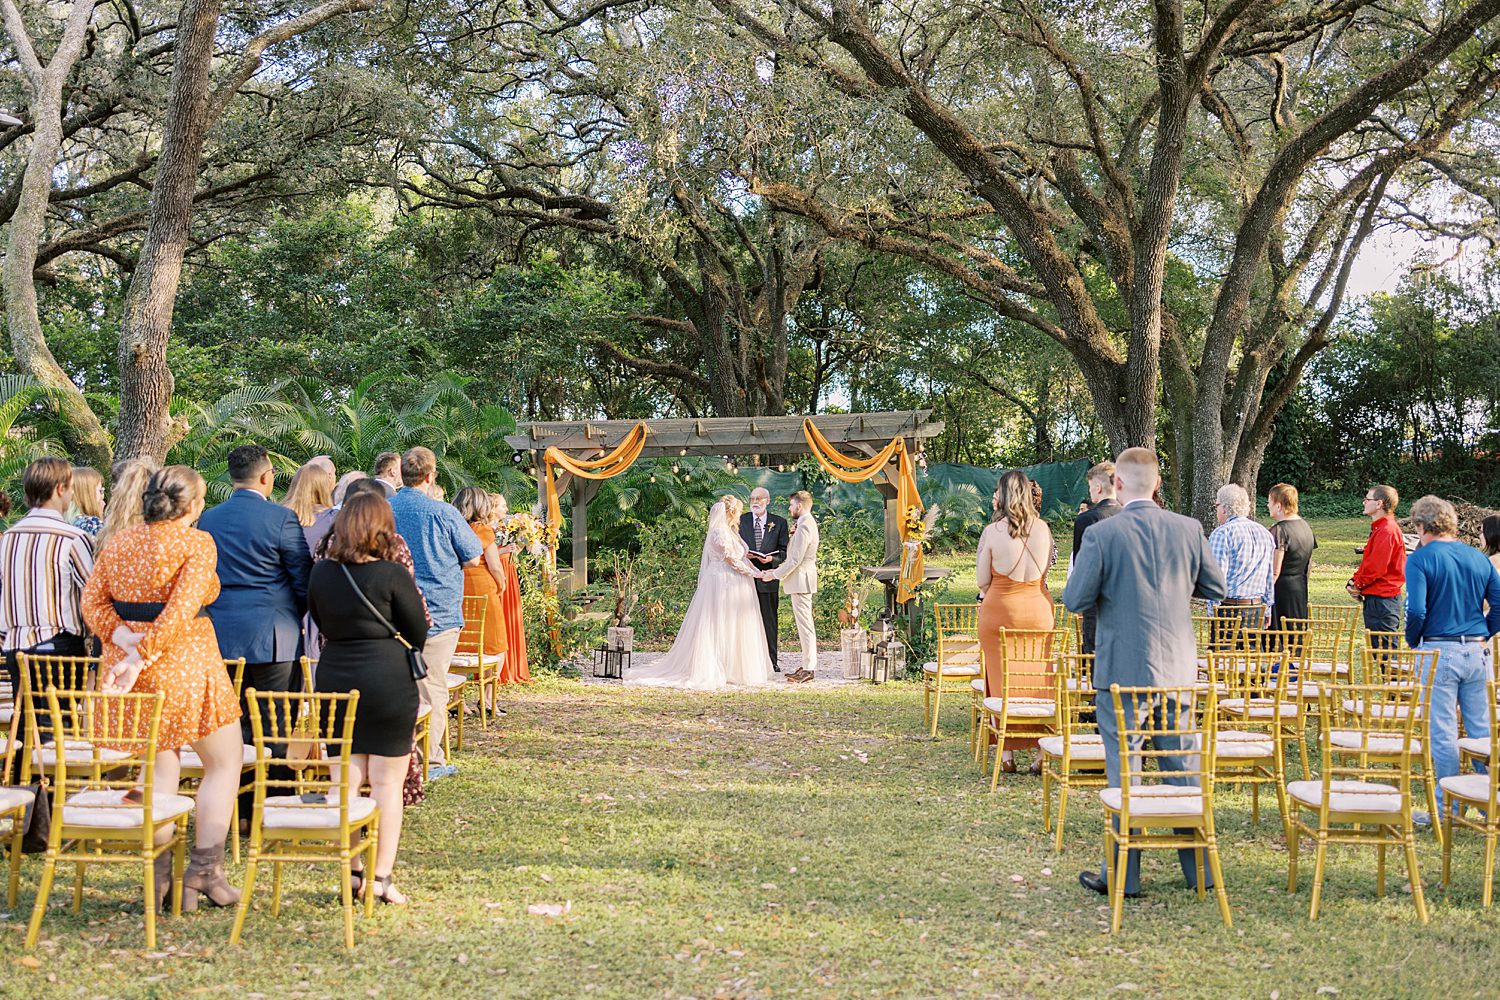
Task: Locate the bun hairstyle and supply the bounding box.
[142,465,205,524]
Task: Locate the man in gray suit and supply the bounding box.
[1062,448,1228,899]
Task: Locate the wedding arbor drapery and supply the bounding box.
[506,411,944,592]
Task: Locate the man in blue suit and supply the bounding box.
[198,443,314,742]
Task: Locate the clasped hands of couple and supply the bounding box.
[747,551,777,581]
[100,624,147,693]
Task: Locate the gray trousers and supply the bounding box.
[1096,688,1206,894]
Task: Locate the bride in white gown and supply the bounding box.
[626,495,774,690]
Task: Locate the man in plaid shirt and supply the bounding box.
[1208,483,1274,615]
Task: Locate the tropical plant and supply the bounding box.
[0,376,67,512]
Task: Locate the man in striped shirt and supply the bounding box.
[2,458,95,754]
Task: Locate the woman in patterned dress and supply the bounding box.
[82,465,243,912]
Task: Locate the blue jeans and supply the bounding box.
[1096,689,1206,894]
[1419,640,1494,815]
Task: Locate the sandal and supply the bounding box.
[365,873,408,906]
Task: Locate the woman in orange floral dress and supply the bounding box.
[83,465,243,911]
[490,493,531,683]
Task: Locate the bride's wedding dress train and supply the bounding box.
[626,501,774,690]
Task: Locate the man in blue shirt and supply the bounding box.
[198,444,313,743]
[1208,483,1274,635]
[389,446,482,778]
[1404,495,1500,822]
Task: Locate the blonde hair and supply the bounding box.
[71,466,104,519]
[1268,482,1298,515]
[284,461,335,527]
[97,457,159,550]
[790,490,813,507]
[994,470,1036,539]
[720,494,745,524]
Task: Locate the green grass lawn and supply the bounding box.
[8,516,1493,1000]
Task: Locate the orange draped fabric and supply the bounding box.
[802,418,926,603]
[542,421,649,568]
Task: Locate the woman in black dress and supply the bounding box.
[1267,483,1317,629]
[309,491,428,906]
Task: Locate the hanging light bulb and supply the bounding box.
[672,463,680,474]
[649,473,657,483]
[776,463,785,473]
[683,473,692,482]
[679,447,688,457]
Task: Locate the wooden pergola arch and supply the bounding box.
[504,410,945,590]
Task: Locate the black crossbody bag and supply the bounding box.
[339,564,428,681]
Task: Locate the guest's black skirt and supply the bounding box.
[315,637,419,757]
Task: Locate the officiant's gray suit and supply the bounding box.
[1062,498,1227,895]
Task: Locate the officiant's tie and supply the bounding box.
[755,517,765,551]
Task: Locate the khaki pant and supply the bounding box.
[419,627,462,765]
[789,592,817,674]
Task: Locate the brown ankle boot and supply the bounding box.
[181,844,240,911]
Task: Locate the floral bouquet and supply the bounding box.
[499,511,554,560]
[899,503,940,578]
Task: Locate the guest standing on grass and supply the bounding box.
[1070,461,1121,654]
[83,465,243,911]
[1,459,95,768]
[1267,483,1317,630]
[454,487,509,675]
[1208,483,1274,622]
[1402,495,1500,825]
[389,447,482,780]
[69,466,105,537]
[489,494,531,684]
[371,452,402,498]
[309,491,428,906]
[1351,484,1406,645]
[284,459,336,546]
[96,457,159,552]
[197,444,313,740]
[1483,515,1500,576]
[1063,448,1227,901]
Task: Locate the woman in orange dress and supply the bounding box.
[83,465,243,911]
[455,488,509,667]
[977,469,1056,774]
[490,493,531,683]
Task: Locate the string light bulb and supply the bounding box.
[683,473,691,482]
[672,463,680,474]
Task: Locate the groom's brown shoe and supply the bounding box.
[788,669,814,684]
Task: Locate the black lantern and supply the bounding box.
[592,645,629,679]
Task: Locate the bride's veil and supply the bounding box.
[699,499,728,577]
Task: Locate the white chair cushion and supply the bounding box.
[1341,699,1412,719]
[923,662,980,677]
[445,673,468,691]
[33,740,132,767]
[177,744,258,770]
[416,704,432,722]
[450,653,502,669]
[1215,730,1276,758]
[943,633,979,644]
[982,696,1054,718]
[1098,785,1203,817]
[1038,734,1106,760]
[1458,736,1493,760]
[1439,773,1495,803]
[1329,729,1421,755]
[1306,661,1348,677]
[62,789,195,829]
[1221,698,1298,719]
[1287,779,1402,814]
[970,679,987,695]
[0,786,35,812]
[261,794,377,830]
[0,703,11,725]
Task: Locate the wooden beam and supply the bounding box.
[505,411,944,456]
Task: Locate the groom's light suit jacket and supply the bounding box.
[777,513,819,594]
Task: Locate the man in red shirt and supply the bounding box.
[1349,484,1406,646]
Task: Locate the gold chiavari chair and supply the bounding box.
[1216,641,1308,776]
[926,604,983,739]
[1287,681,1428,923]
[980,628,1064,790]
[1308,604,1361,677]
[1212,602,1269,649]
[1038,653,1105,850]
[231,688,378,951]
[1,682,34,908]
[1441,679,1500,905]
[1052,605,1081,654]
[15,654,118,785]
[1099,684,1231,932]
[177,659,254,862]
[25,689,192,950]
[1279,619,1343,738]
[450,594,503,729]
[1345,643,1441,842]
[1208,649,1292,837]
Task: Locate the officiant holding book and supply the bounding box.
[740,487,789,671]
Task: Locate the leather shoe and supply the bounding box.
[1079,870,1140,899]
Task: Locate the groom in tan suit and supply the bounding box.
[762,491,819,683]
